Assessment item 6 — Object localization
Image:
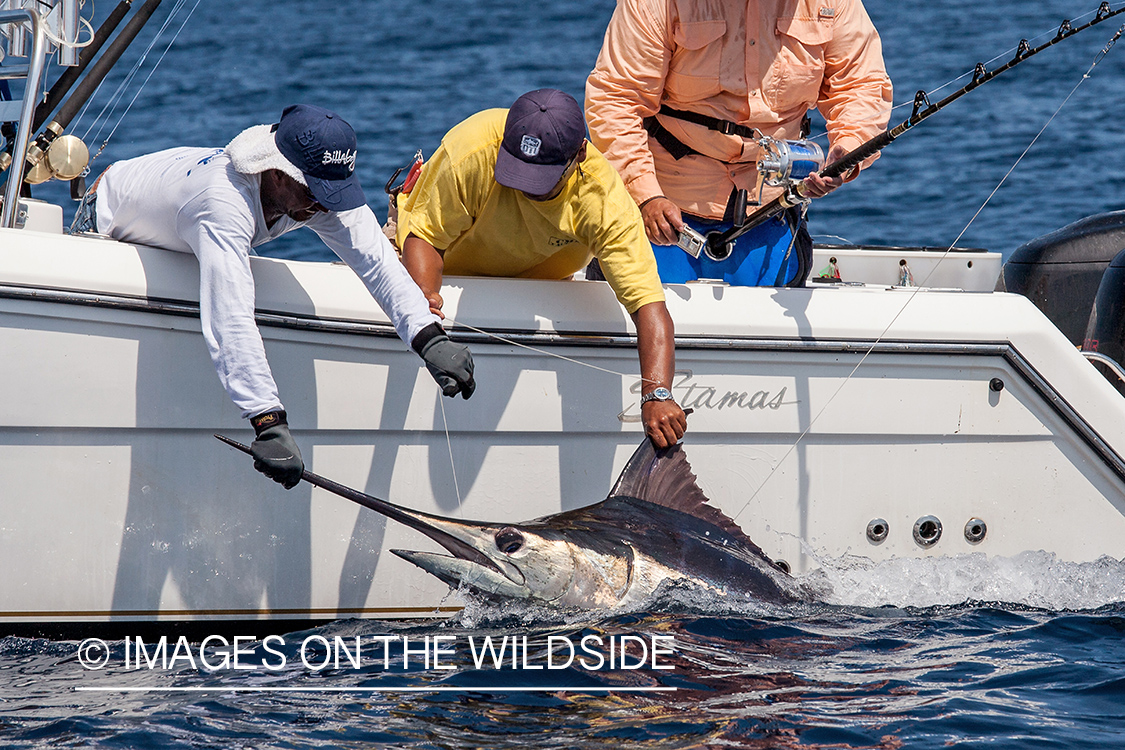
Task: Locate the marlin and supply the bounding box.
[216,435,802,609]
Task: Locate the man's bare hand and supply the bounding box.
[801,145,851,199]
[640,196,684,246]
[642,399,687,449]
[425,291,444,319]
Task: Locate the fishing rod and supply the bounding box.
[730,8,1125,524]
[702,1,1125,257]
[1,0,163,188]
[32,0,135,133]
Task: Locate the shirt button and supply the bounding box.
[749,39,756,46]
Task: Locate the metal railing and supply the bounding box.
[1082,350,1125,384]
[0,7,47,229]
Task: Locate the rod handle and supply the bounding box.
[820,130,895,179]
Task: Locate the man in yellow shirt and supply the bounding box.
[397,88,687,448]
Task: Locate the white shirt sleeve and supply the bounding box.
[306,206,439,346]
[177,188,284,419]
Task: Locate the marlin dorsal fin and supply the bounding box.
[608,439,748,538]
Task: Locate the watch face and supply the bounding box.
[643,387,673,403]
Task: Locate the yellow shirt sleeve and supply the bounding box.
[579,160,665,314]
[395,111,500,251]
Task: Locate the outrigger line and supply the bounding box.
[716,1,1125,250]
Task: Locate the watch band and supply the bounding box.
[640,387,674,405]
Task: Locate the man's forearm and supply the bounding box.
[585,0,672,208]
[632,301,676,392]
[402,234,445,296]
[402,234,447,316]
[632,300,687,448]
[311,208,439,347]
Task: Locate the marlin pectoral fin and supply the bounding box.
[391,550,532,599]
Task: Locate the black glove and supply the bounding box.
[249,410,303,489]
[412,322,476,399]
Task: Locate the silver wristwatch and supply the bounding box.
[640,387,674,405]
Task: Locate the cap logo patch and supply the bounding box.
[296,129,318,147]
[322,149,356,172]
[520,135,542,157]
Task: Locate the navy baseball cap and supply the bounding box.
[494,89,586,195]
[273,104,366,211]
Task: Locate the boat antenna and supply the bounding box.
[706,2,1125,256]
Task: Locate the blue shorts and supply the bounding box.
[653,212,804,286]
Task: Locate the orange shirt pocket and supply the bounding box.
[763,17,831,114]
[666,19,726,104]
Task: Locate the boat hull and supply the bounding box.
[2,227,1123,631]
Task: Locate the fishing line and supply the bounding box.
[77,0,186,140]
[442,316,661,387]
[432,304,681,516]
[80,0,201,164]
[432,315,661,506]
[39,13,95,50]
[437,393,464,516]
[730,19,1125,525]
[431,313,667,503]
[811,233,854,245]
[94,0,199,151]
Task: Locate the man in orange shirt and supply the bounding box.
[586,0,892,286]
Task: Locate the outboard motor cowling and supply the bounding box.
[1082,248,1125,394]
[997,211,1125,346]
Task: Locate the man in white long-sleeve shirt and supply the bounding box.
[74,104,476,489]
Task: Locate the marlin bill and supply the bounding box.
[217,434,805,610]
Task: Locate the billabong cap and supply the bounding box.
[273,104,366,211]
[494,89,585,195]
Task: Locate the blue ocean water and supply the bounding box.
[4,563,1125,749]
[5,0,1125,747]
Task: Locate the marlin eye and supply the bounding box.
[495,528,524,555]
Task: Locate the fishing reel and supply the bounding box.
[674,137,824,263]
[0,125,89,186]
[756,136,824,202]
[21,122,89,185]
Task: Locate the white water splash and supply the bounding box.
[804,551,1125,611]
[440,550,1125,625]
